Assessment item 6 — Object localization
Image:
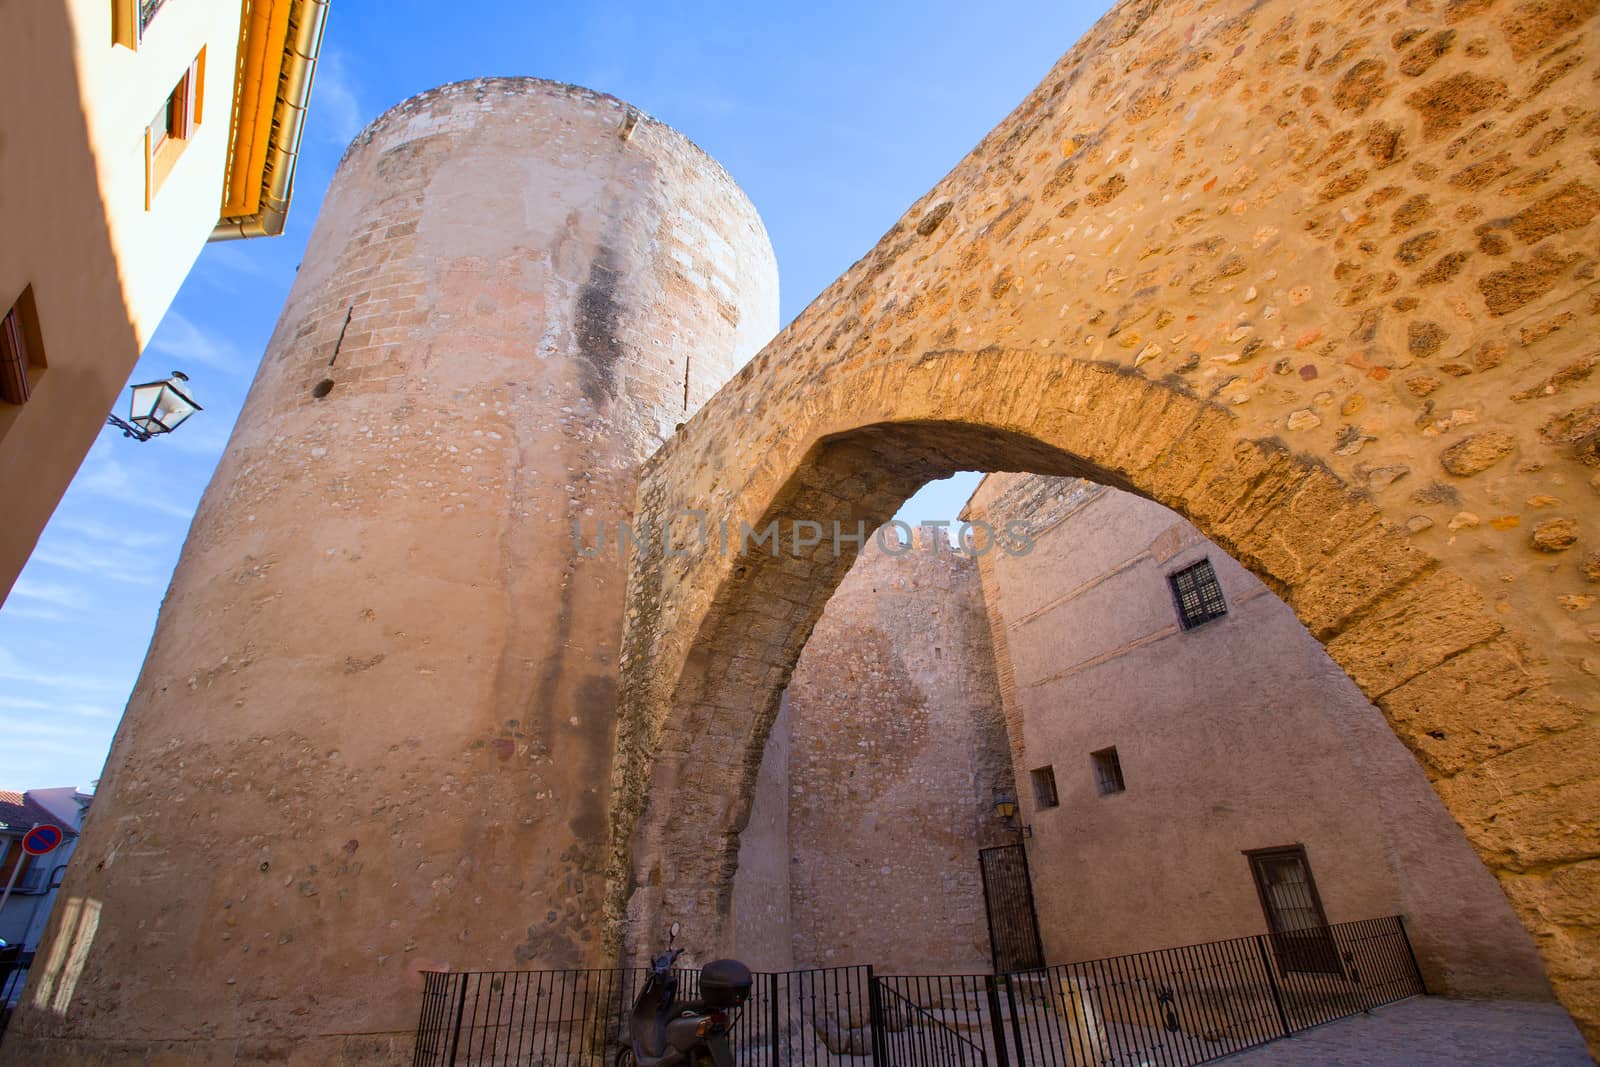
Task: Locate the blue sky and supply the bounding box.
[0,1,1107,791]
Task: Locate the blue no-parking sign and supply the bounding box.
[21,823,63,856]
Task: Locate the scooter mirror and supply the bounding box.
[669,921,681,944]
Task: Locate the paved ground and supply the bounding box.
[1214,997,1590,1065]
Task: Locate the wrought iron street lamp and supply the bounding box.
[992,788,1032,839]
[106,371,202,442]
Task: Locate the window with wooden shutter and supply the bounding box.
[145,50,205,207]
[0,286,44,407]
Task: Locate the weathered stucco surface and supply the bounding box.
[3,79,777,1065]
[609,0,1600,1052]
[969,472,1555,1001]
[730,534,1015,975]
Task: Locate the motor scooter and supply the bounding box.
[618,922,752,1067]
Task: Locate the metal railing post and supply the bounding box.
[1004,973,1029,1067]
[866,965,886,1067]
[446,972,469,1066]
[1395,915,1429,995]
[770,971,782,1067]
[984,974,1012,1067]
[1254,935,1293,1039]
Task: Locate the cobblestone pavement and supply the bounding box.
[1214,996,1590,1065]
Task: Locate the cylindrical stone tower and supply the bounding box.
[4,78,777,1065]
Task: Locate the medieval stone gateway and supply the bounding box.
[607,0,1600,1054]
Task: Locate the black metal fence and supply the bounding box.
[414,916,1424,1066]
[875,979,988,1067]
[414,964,876,1066]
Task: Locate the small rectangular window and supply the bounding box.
[149,59,199,145]
[1091,747,1125,795]
[112,0,170,50]
[145,51,204,207]
[1169,558,1227,630]
[0,286,44,406]
[1030,766,1059,809]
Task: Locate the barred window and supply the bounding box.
[1169,558,1227,630]
[1030,766,1059,809]
[1091,747,1125,796]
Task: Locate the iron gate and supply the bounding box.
[979,844,1045,974]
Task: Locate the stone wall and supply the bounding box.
[786,532,1014,974]
[966,472,1555,1001]
[730,532,1016,975]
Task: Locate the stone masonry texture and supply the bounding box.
[2,79,777,1065]
[607,0,1600,1056]
[731,533,1016,975]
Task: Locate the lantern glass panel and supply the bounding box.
[151,384,197,431]
[128,381,165,429]
[129,377,199,434]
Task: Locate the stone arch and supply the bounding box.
[608,0,1599,1051]
[608,348,1590,1027]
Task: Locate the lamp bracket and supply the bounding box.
[106,413,152,442]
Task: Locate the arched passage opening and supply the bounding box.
[605,348,1592,1046]
[719,464,1557,1002]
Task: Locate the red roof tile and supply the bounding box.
[0,790,77,837]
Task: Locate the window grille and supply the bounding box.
[1091,747,1125,795]
[113,0,172,49]
[1169,558,1228,629]
[1030,766,1058,809]
[140,0,170,34]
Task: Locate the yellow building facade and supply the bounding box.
[0,0,327,603]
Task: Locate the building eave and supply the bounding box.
[210,0,330,242]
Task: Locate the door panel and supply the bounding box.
[1247,845,1342,975]
[979,844,1046,973]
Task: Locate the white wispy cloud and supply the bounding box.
[0,735,105,759]
[30,540,160,585]
[75,446,194,519]
[9,579,91,611]
[148,310,241,372]
[0,719,102,741]
[54,518,167,550]
[313,48,364,147]
[163,412,236,458]
[0,649,125,694]
[0,696,117,719]
[1,603,71,623]
[200,241,281,282]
